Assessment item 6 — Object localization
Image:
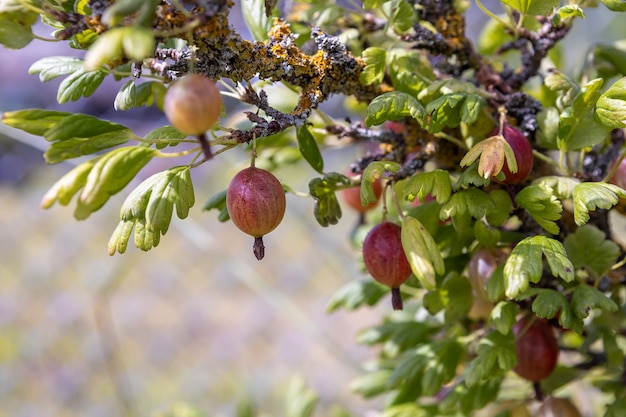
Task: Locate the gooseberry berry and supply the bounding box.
[513,315,559,382]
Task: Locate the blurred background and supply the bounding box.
[0,2,624,417]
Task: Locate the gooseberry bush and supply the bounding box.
[2,0,626,415]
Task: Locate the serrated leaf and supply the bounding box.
[424,93,464,133]
[474,220,501,247]
[403,170,451,204]
[464,331,516,386]
[533,175,581,199]
[515,184,563,235]
[2,109,71,136]
[391,0,415,34]
[326,280,388,312]
[423,272,472,321]
[0,15,33,49]
[460,94,486,125]
[28,56,84,82]
[361,161,399,205]
[530,289,582,333]
[40,158,98,209]
[365,91,425,126]
[439,188,495,223]
[75,146,157,220]
[564,225,621,278]
[572,284,619,319]
[455,161,492,190]
[309,172,351,227]
[485,189,513,227]
[489,301,518,335]
[109,166,195,254]
[57,68,107,103]
[573,182,626,225]
[296,124,324,173]
[595,76,626,128]
[504,236,575,298]
[359,47,387,86]
[401,216,445,290]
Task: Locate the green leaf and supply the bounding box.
[533,175,581,200]
[121,26,155,61]
[202,189,230,222]
[363,0,389,9]
[109,166,195,254]
[504,236,575,298]
[361,161,399,205]
[144,125,187,149]
[326,280,388,312]
[424,93,465,133]
[388,340,462,397]
[357,321,437,357]
[486,264,505,302]
[557,78,610,151]
[296,125,324,173]
[391,0,415,34]
[285,376,318,417]
[564,225,621,278]
[515,184,563,235]
[75,146,157,220]
[573,182,626,225]
[571,284,619,319]
[115,80,152,111]
[595,77,626,129]
[57,68,107,103]
[0,15,33,49]
[530,289,582,333]
[42,113,133,163]
[464,331,516,386]
[501,0,560,15]
[365,91,425,126]
[2,109,70,136]
[40,159,98,209]
[440,188,495,223]
[28,56,84,82]
[401,216,445,290]
[350,370,393,398]
[359,47,387,86]
[455,161,492,190]
[439,379,502,415]
[489,301,518,335]
[474,220,501,247]
[423,272,472,321]
[388,50,435,96]
[600,0,626,12]
[461,94,486,125]
[485,189,513,227]
[242,0,279,40]
[403,170,451,204]
[593,42,626,80]
[553,5,585,25]
[309,172,351,227]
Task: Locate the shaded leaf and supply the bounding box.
[361,161,399,205]
[365,91,425,126]
[564,225,620,278]
[326,280,388,312]
[515,184,563,235]
[464,331,516,386]
[571,284,619,319]
[297,124,324,173]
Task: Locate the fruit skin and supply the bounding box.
[341,173,383,213]
[536,397,582,417]
[467,248,507,301]
[497,124,534,184]
[164,73,222,135]
[362,221,413,310]
[512,315,559,382]
[226,166,286,260]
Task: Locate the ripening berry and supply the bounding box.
[164,73,222,136]
[513,315,559,382]
[498,124,534,184]
[362,221,412,310]
[226,166,286,260]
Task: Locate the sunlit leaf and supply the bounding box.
[573,182,626,225]
[365,91,425,126]
[401,216,445,290]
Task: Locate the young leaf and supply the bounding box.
[401,216,445,290]
[573,182,626,225]
[296,124,324,173]
[489,301,518,335]
[533,175,581,199]
[326,280,388,312]
[439,188,496,223]
[2,109,71,136]
[57,68,107,103]
[391,0,415,34]
[515,184,563,235]
[109,166,195,254]
[564,225,621,278]
[424,93,464,133]
[365,92,425,126]
[403,169,451,204]
[504,236,575,298]
[464,331,516,386]
[309,172,351,227]
[74,146,157,220]
[595,76,626,128]
[359,47,387,86]
[202,189,230,222]
[40,158,98,209]
[361,161,399,205]
[28,56,84,82]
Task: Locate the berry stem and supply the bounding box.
[391,287,403,310]
[197,133,213,160]
[533,382,544,402]
[253,236,265,260]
